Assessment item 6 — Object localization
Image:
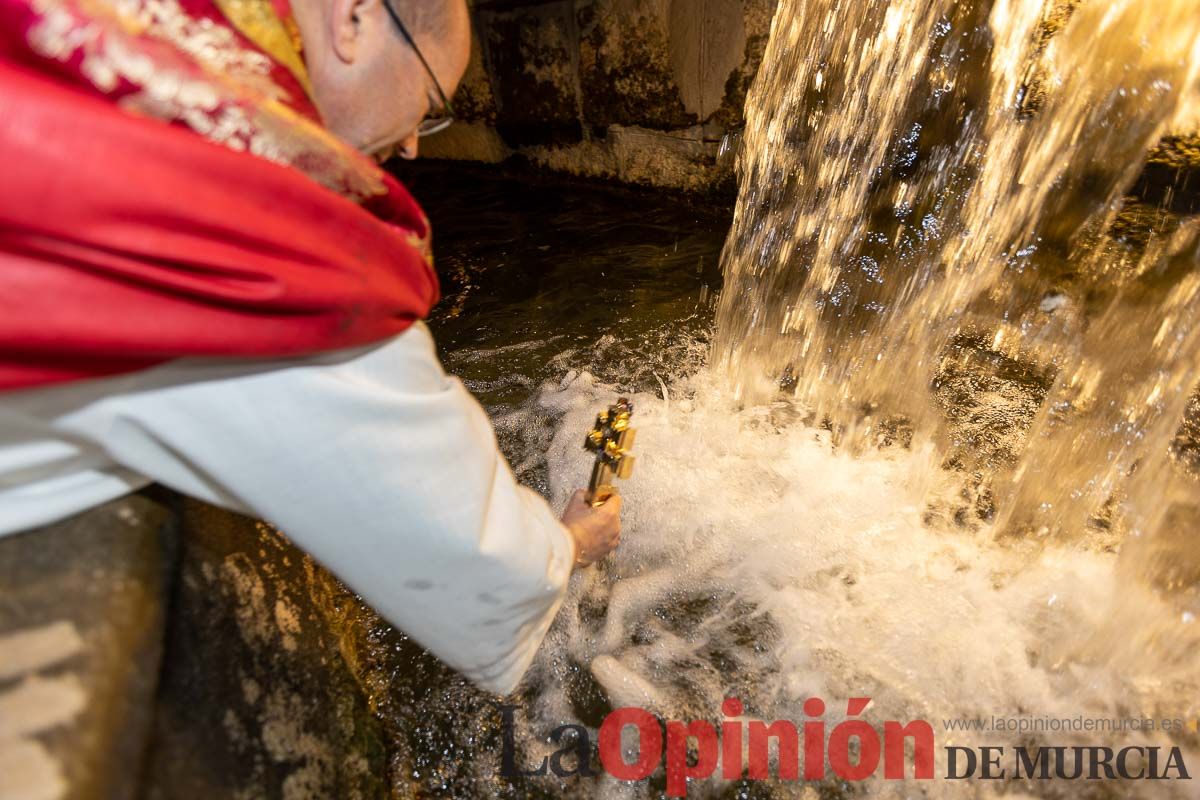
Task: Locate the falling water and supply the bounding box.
[713,0,1200,542]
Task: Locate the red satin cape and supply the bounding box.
[0,60,439,391]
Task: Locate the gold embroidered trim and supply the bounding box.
[213,0,314,100]
[26,0,385,200]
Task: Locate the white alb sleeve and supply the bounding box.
[30,323,575,693]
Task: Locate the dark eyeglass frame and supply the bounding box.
[380,0,455,137]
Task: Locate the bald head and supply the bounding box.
[392,0,451,35]
[291,0,470,158]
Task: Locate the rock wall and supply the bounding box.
[419,0,778,192]
[0,495,175,800]
[142,499,389,800]
[423,0,1199,197]
[0,491,502,800]
[140,498,515,800]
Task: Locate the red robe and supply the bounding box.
[0,0,438,390]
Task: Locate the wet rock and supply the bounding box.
[419,121,511,165]
[479,1,583,148]
[1137,134,1200,215]
[421,0,779,192]
[0,493,176,800]
[143,498,547,799]
[451,5,500,124]
[706,0,776,130]
[933,334,1055,469]
[142,498,388,800]
[1014,0,1082,117]
[1173,390,1200,475]
[521,123,732,193]
[577,0,695,130]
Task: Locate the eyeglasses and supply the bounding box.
[381,0,455,137]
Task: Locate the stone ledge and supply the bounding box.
[0,494,176,800]
[422,121,736,193]
[142,498,389,800]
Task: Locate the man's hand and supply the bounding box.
[562,489,622,568]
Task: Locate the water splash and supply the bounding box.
[514,0,1200,795]
[511,367,1199,798]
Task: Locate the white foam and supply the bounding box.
[509,367,1198,797]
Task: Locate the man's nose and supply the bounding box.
[397,132,420,160]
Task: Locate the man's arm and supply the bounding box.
[12,322,610,693]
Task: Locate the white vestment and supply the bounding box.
[0,322,574,693]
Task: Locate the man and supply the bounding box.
[0,0,621,693]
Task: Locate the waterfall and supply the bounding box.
[514,2,1200,795]
[714,0,1200,544]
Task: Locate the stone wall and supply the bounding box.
[142,499,390,800]
[422,0,1199,197]
[0,496,175,800]
[419,0,779,192]
[0,493,393,800]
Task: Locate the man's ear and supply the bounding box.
[329,0,377,63]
